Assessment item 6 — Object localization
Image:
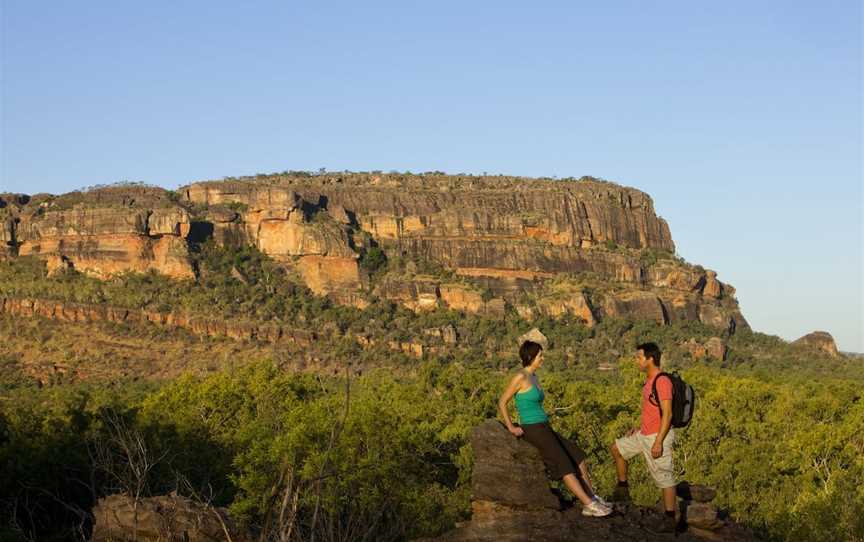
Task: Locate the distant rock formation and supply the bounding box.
[425,420,758,541]
[1,174,751,331]
[793,331,839,357]
[682,337,727,361]
[0,296,316,346]
[517,327,549,349]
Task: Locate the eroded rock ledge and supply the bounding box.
[0,297,316,345]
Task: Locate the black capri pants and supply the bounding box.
[521,422,587,480]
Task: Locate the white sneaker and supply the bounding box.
[582,500,612,517]
[592,495,611,508]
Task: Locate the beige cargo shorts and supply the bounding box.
[614,429,676,488]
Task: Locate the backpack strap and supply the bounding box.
[649,372,672,408]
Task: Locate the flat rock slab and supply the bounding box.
[684,502,723,530]
[92,493,248,542]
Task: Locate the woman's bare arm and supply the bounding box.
[499,372,526,437]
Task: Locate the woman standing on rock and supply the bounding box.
[498,340,612,517]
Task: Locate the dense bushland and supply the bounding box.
[1,358,861,541]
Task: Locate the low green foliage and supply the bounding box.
[359,246,387,275]
[225,201,249,213]
[1,358,861,541]
[638,248,676,268]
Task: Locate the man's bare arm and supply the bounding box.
[652,398,673,458]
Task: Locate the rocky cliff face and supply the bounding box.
[1,174,749,332]
[1,187,194,279]
[181,174,675,275]
[179,173,745,331]
[183,175,674,248]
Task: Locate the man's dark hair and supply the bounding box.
[519,341,543,367]
[637,342,662,367]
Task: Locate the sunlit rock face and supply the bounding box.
[793,331,839,357]
[1,173,749,331]
[4,187,195,279]
[183,174,676,279]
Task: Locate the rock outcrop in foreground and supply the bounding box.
[91,493,248,542]
[427,420,757,541]
[1,173,750,332]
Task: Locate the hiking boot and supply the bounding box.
[612,484,631,502]
[581,500,613,517]
[644,512,678,534]
[592,495,612,508]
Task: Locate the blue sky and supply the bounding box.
[1,1,862,351]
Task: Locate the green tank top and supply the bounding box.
[515,381,548,424]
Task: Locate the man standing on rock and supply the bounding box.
[611,342,678,533]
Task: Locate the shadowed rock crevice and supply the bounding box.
[186,221,214,244]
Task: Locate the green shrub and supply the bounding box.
[360,246,387,274]
[225,201,249,213]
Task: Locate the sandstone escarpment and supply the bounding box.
[2,187,194,279]
[183,174,674,249]
[182,175,675,279]
[178,173,745,329]
[2,173,750,331]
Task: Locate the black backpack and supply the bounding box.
[649,372,695,428]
